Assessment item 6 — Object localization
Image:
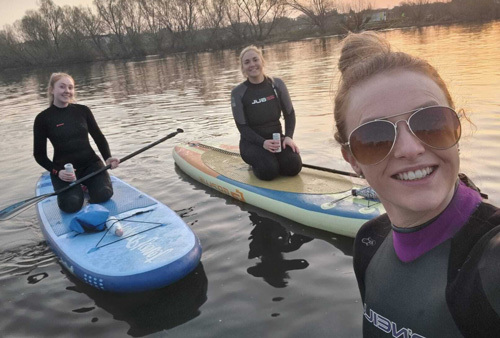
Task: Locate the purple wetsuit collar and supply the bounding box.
[392,181,482,263]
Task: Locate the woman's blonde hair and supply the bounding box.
[47,72,75,105]
[239,45,266,78]
[334,31,455,144]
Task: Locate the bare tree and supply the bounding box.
[339,0,372,32]
[399,0,430,23]
[78,6,108,58]
[170,0,200,49]
[0,24,34,67]
[94,0,129,55]
[121,0,146,55]
[226,0,250,42]
[237,0,288,41]
[139,0,170,53]
[20,11,50,44]
[19,9,56,61]
[199,0,229,47]
[287,0,339,34]
[61,6,88,51]
[39,0,65,52]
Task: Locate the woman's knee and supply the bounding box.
[58,194,84,213]
[89,186,113,204]
[281,161,302,176]
[279,152,302,177]
[253,166,279,181]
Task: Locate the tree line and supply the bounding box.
[0,0,498,70]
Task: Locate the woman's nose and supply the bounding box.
[392,121,426,160]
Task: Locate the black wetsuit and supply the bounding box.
[353,183,500,337]
[231,77,302,181]
[33,104,113,213]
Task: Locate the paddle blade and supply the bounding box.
[0,194,50,221]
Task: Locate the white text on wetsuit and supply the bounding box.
[251,95,275,104]
[364,304,426,338]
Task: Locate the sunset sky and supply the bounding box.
[0,0,410,28]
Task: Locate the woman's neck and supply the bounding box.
[391,181,482,262]
[247,74,265,84]
[52,101,69,108]
[384,183,457,229]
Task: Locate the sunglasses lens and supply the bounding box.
[349,121,396,165]
[410,107,461,149]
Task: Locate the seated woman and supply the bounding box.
[333,31,500,336]
[231,45,302,181]
[33,72,119,213]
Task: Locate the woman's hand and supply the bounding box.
[282,136,300,153]
[106,157,120,169]
[263,139,281,153]
[58,169,76,182]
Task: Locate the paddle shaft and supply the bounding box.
[0,129,183,221]
[301,163,359,178]
[45,128,184,198]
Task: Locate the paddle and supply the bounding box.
[0,128,184,221]
[189,142,360,178]
[301,163,359,178]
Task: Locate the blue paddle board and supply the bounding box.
[35,172,202,293]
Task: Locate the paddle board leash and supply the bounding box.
[352,187,379,201]
[328,186,381,208]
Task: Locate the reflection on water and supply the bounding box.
[66,263,208,337]
[247,212,313,288]
[0,22,499,337]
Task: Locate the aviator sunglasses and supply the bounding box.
[342,105,461,165]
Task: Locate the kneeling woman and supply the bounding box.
[33,73,119,213]
[231,46,302,181]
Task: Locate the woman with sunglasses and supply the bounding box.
[231,45,302,181]
[34,72,119,213]
[334,32,500,336]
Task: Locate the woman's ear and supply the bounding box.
[341,147,363,177]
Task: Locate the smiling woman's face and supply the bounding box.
[51,76,75,108]
[342,69,460,227]
[241,50,264,83]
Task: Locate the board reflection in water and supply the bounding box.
[247,212,313,288]
[65,263,207,336]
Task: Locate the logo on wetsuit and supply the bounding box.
[364,304,426,338]
[252,95,276,105]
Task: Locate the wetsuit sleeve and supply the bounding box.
[84,106,112,161]
[273,77,296,139]
[447,203,500,336]
[478,229,500,316]
[231,84,266,146]
[33,113,60,174]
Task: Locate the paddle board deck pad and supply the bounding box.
[35,173,202,293]
[173,142,385,238]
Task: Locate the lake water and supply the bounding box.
[0,22,499,337]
